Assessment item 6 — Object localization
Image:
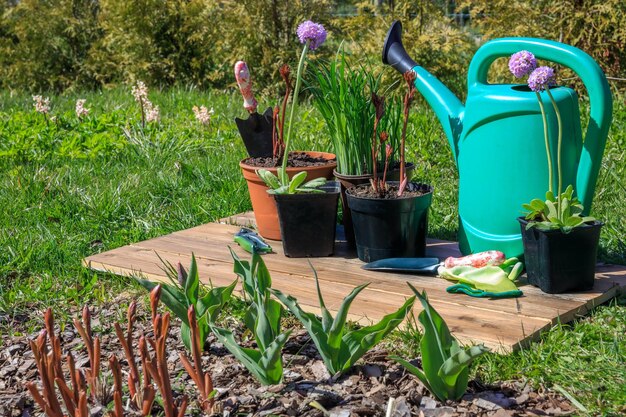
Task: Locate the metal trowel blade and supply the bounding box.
[362,257,441,275]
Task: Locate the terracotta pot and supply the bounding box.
[334,163,416,248]
[240,151,337,240]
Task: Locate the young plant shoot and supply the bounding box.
[137,254,236,352]
[211,250,290,385]
[390,285,489,402]
[271,266,415,376]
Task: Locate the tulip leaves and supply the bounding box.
[137,254,236,352]
[390,284,489,401]
[272,268,415,376]
[211,250,290,385]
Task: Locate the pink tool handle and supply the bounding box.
[234,61,258,113]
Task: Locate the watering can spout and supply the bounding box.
[383,21,465,161]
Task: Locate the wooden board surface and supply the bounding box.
[83,212,626,353]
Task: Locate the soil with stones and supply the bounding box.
[0,299,575,417]
[243,152,336,168]
[347,183,433,200]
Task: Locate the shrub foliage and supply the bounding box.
[461,0,626,86]
[0,0,623,92]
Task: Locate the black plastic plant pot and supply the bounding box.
[518,217,603,294]
[273,182,340,258]
[346,182,433,263]
[334,163,416,250]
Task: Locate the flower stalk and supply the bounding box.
[535,92,553,194]
[281,41,309,174]
[370,93,385,193]
[398,71,417,196]
[546,89,563,200]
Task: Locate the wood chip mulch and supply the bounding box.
[0,300,576,417]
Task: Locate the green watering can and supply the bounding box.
[382,21,613,257]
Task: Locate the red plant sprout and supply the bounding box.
[382,134,392,185]
[179,305,216,413]
[113,300,156,415]
[370,93,386,193]
[145,286,188,417]
[272,105,280,159]
[108,355,125,417]
[274,64,292,161]
[26,292,220,417]
[398,71,417,196]
[26,309,89,417]
[73,306,102,402]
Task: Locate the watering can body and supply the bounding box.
[383,21,612,257]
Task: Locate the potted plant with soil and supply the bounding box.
[256,21,340,257]
[346,71,433,262]
[239,22,336,241]
[510,51,603,293]
[308,51,412,248]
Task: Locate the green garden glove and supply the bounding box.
[446,283,523,298]
[438,258,524,298]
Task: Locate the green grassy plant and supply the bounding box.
[308,50,379,175]
[272,268,415,376]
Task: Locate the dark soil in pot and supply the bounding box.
[335,163,415,249]
[346,182,433,262]
[518,217,603,294]
[243,152,336,168]
[274,182,340,257]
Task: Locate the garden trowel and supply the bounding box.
[362,257,441,275]
[234,61,274,158]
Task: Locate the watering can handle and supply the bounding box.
[467,38,613,213]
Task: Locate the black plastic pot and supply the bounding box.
[334,163,416,250]
[518,217,603,294]
[274,182,340,257]
[346,182,433,262]
[334,171,371,249]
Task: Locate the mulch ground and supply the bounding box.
[0,299,575,417]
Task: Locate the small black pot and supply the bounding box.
[274,182,340,257]
[346,182,433,262]
[334,163,416,250]
[518,217,603,294]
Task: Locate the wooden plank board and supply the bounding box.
[84,212,626,353]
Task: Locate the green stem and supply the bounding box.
[281,41,310,180]
[546,89,562,213]
[535,91,553,194]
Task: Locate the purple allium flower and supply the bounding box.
[296,20,327,50]
[528,66,556,92]
[508,50,537,78]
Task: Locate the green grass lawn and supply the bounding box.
[1,89,624,415]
